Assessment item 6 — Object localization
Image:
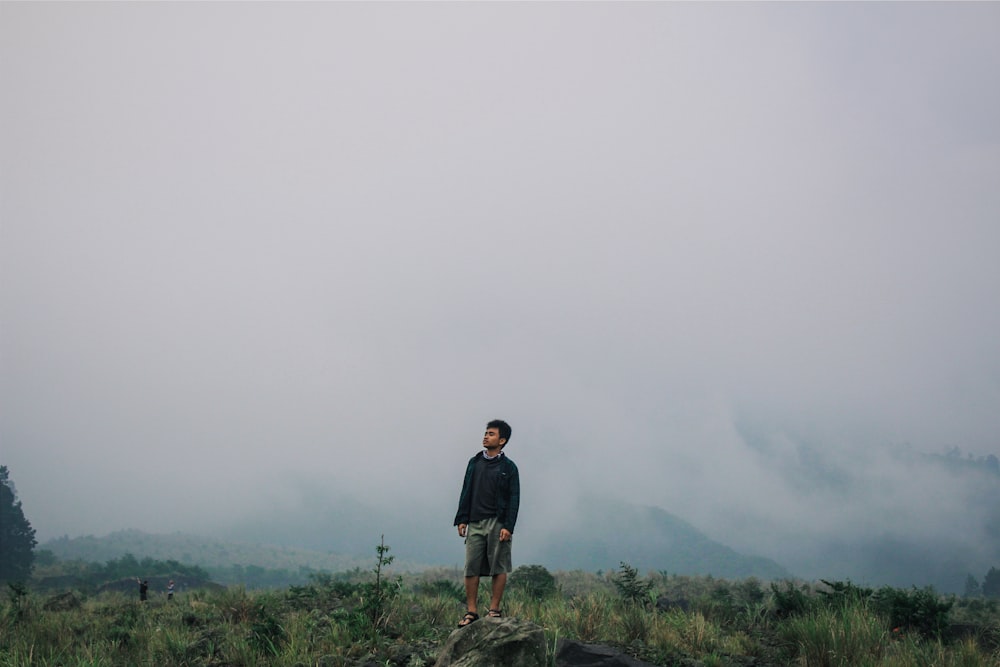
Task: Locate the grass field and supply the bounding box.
[4,565,1000,666]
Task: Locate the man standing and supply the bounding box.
[454,419,520,627]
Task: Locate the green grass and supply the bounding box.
[4,571,1000,666]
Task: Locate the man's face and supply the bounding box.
[483,428,506,449]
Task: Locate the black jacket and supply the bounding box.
[453,452,520,534]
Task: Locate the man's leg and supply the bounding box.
[465,575,480,613]
[488,573,507,613]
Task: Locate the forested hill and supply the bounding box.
[41,508,790,586]
[41,530,376,573]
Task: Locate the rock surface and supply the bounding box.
[555,639,663,667]
[42,591,82,611]
[433,616,547,667]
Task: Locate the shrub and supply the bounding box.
[733,577,765,605]
[414,578,463,600]
[4,581,30,625]
[249,604,287,656]
[106,603,141,648]
[286,573,355,612]
[509,564,558,598]
[871,585,953,640]
[818,579,874,607]
[770,580,812,618]
[613,562,652,606]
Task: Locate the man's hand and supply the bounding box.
[500,528,512,542]
[458,524,467,537]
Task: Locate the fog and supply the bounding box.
[2,3,999,582]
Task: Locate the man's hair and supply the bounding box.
[487,419,512,445]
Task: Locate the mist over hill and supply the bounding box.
[38,435,1000,595]
[40,529,375,573]
[724,425,1000,594]
[530,497,790,580]
[195,434,1000,594]
[42,499,787,584]
[39,494,792,583]
[202,493,789,580]
[29,427,1000,595]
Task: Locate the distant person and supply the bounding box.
[167,580,175,600]
[136,577,148,602]
[453,419,520,627]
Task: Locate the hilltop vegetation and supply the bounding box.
[42,529,376,573]
[5,553,1000,666]
[42,496,790,588]
[40,530,383,589]
[11,529,1000,666]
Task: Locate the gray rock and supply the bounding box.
[434,616,547,667]
[43,591,81,611]
[655,595,690,613]
[555,639,662,667]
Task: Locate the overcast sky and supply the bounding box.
[2,3,999,572]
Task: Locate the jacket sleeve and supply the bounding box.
[502,460,520,533]
[453,458,475,526]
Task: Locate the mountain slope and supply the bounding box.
[527,497,790,579]
[42,496,791,582]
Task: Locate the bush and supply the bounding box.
[249,604,287,656]
[770,580,812,618]
[613,562,652,606]
[414,578,463,600]
[871,585,953,640]
[733,577,765,605]
[509,564,558,598]
[286,573,356,612]
[818,579,873,607]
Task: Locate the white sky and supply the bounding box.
[2,2,999,574]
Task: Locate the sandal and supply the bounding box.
[487,609,502,618]
[457,611,479,627]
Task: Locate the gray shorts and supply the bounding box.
[464,517,512,577]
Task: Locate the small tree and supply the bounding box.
[871,585,954,640]
[982,567,1000,598]
[361,535,399,631]
[612,561,652,605]
[964,574,982,598]
[0,466,37,584]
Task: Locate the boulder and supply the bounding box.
[655,595,690,613]
[43,591,81,612]
[434,616,546,667]
[555,639,661,667]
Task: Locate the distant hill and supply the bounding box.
[41,496,791,583]
[207,492,792,580]
[41,529,375,573]
[528,497,791,580]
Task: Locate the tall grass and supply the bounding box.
[778,602,889,666]
[5,571,1000,666]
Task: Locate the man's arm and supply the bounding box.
[454,458,475,529]
[502,461,520,536]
